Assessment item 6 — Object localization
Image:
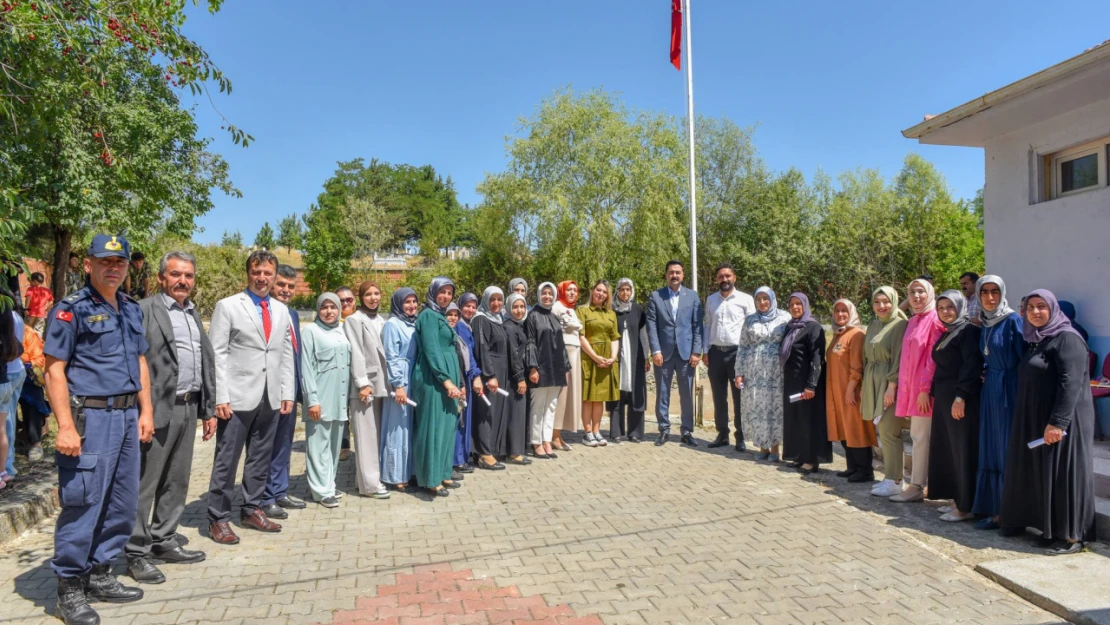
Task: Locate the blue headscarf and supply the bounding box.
[754,286,783,323]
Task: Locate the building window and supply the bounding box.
[1047,137,1109,199]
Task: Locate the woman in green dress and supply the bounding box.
[412,277,465,497]
[577,280,621,447]
[300,293,353,508]
[863,286,910,498]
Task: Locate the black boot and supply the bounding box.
[55,576,100,625]
[86,564,143,603]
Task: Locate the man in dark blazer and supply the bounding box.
[261,264,305,519]
[646,260,704,447]
[126,251,216,584]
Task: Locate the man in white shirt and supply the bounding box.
[702,263,754,451]
[960,272,981,326]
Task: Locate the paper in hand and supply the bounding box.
[1028,431,1066,449]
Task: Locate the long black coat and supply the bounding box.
[927,323,983,512]
[472,315,512,456]
[781,320,831,465]
[614,302,648,412]
[524,306,570,388]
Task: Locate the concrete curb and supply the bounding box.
[976,553,1110,625]
[0,482,59,547]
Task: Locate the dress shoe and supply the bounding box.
[126,557,166,584]
[151,545,206,564]
[1047,541,1083,556]
[276,495,306,509]
[506,456,531,466]
[798,464,821,475]
[788,460,804,469]
[86,564,143,603]
[477,459,506,470]
[454,464,475,474]
[680,433,698,447]
[707,436,729,448]
[628,436,642,443]
[55,575,99,625]
[836,468,856,478]
[240,509,281,533]
[847,471,875,483]
[655,433,669,446]
[208,521,240,545]
[443,480,462,489]
[734,442,748,453]
[261,503,288,520]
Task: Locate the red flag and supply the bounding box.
[670,0,682,71]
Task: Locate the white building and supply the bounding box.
[903,41,1110,375]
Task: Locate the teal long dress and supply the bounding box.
[411,308,463,488]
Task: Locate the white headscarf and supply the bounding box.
[907,279,936,315]
[976,274,1014,327]
[831,298,861,333]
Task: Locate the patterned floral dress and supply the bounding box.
[735,310,790,449]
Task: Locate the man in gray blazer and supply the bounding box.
[205,250,296,545]
[646,260,704,447]
[126,251,216,584]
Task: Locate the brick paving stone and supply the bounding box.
[0,419,1081,625]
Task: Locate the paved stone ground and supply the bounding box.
[0,416,1072,625]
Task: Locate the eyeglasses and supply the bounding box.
[340,298,355,304]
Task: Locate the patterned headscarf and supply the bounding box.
[425,277,455,315]
[779,292,815,366]
[831,298,861,334]
[477,286,505,325]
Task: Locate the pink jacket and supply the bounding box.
[895,310,944,418]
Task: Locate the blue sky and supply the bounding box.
[184,1,1110,243]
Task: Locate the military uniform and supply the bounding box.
[45,235,149,624]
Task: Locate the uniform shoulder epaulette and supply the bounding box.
[64,289,89,304]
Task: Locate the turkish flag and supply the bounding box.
[670,0,682,70]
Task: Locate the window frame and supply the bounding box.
[1048,138,1108,200]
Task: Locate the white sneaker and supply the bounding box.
[871,479,902,497]
[583,432,598,447]
[370,487,390,500]
[937,505,953,515]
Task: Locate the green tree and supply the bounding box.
[474,88,685,292]
[276,212,303,252]
[4,47,238,300]
[253,221,275,250]
[301,203,354,292]
[220,229,242,248]
[148,235,248,317]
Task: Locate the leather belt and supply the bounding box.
[175,391,200,405]
[80,393,138,410]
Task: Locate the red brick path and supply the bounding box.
[315,563,604,625]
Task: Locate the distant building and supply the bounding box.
[903,41,1110,370]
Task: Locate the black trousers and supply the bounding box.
[128,398,197,557]
[18,400,47,445]
[207,397,279,523]
[608,391,645,439]
[707,346,742,439]
[842,441,873,476]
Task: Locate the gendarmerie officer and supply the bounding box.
[44,234,154,625]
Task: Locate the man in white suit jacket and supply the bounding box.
[205,251,296,545]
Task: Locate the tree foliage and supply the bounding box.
[148,234,248,316]
[253,221,274,250]
[276,212,302,253]
[219,229,241,248]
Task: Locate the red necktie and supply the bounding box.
[260,300,272,342]
[289,326,298,353]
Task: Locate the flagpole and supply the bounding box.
[683,0,697,296]
[682,0,701,426]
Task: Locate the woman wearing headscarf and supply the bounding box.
[508,278,529,304]
[344,282,392,499]
[735,287,790,461]
[780,293,830,474]
[866,287,910,498]
[999,290,1095,555]
[971,275,1025,529]
[412,277,465,496]
[889,278,945,503]
[300,293,353,507]
[551,280,583,450]
[504,293,531,464]
[577,280,621,447]
[380,288,419,491]
[453,292,481,473]
[609,278,649,443]
[525,282,570,459]
[826,299,875,482]
[471,286,512,469]
[927,290,984,522]
[447,303,481,464]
